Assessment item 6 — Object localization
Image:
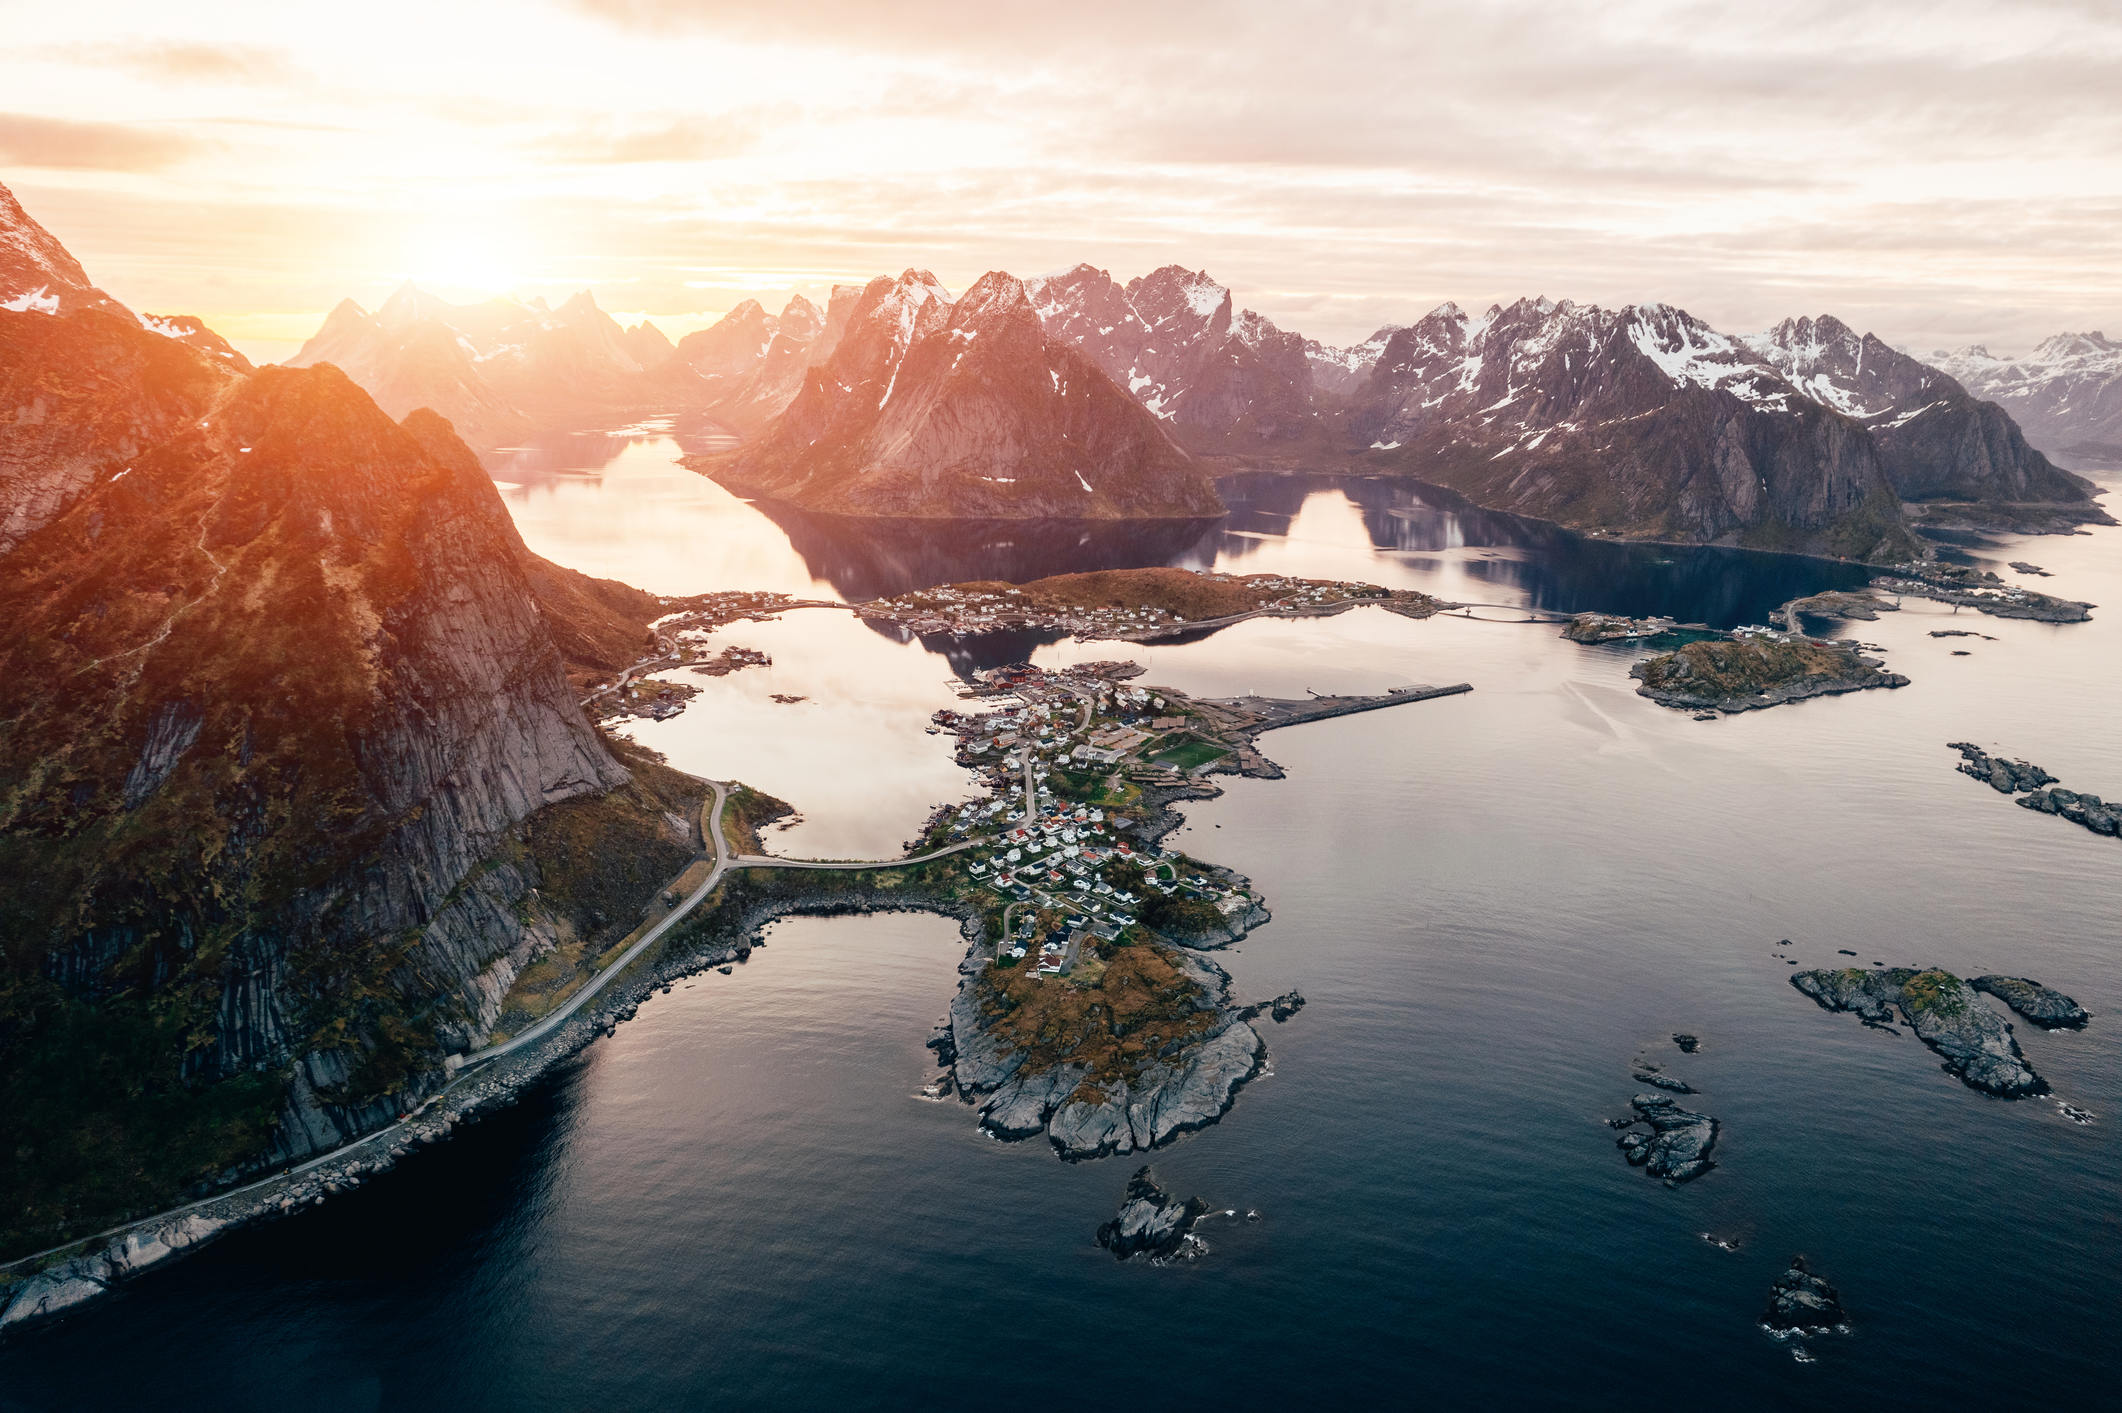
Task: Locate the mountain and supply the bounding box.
[703,270,1224,519]
[671,292,843,434]
[1025,264,1326,453]
[0,183,687,1256]
[1935,333,2122,470]
[1744,315,2101,525]
[1341,298,1919,559]
[288,284,701,451]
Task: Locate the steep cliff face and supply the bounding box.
[1745,315,2100,513]
[707,271,1224,519]
[0,198,675,1253]
[1345,299,1918,558]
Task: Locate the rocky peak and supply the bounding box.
[1743,314,1963,419]
[777,293,823,341]
[1125,265,1234,342]
[0,180,120,316]
[678,299,779,376]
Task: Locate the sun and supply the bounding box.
[400,224,532,299]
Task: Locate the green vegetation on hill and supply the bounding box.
[1634,637,1889,700]
[976,938,1214,1093]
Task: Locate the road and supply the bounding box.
[729,838,982,870]
[2,777,994,1277]
[461,779,732,1067]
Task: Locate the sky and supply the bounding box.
[3,0,2118,363]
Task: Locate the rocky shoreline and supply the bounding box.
[1630,636,1908,714]
[1872,561,2093,622]
[0,873,984,1333]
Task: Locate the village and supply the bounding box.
[854,569,1441,641]
[911,662,1267,981]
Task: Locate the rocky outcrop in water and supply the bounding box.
[1948,742,2120,838]
[1970,976,2090,1028]
[1094,1165,1209,1261]
[1790,968,2050,1096]
[1615,1093,1719,1182]
[1762,1255,1849,1335]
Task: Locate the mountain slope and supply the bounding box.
[1026,264,1324,453]
[0,185,689,1255]
[1342,298,1919,559]
[1936,333,2122,469]
[704,270,1224,519]
[1745,315,2101,522]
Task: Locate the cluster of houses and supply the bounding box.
[917,663,1255,980]
[860,574,1392,643]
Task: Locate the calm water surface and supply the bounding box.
[3,433,2116,1409]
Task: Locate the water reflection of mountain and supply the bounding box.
[751,502,1225,602]
[1215,472,1868,627]
[482,418,737,481]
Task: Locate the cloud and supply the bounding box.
[529,114,767,164]
[0,113,198,171]
[59,40,298,84]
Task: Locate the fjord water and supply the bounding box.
[4,434,2117,1409]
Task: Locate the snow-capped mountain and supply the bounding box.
[706,269,1222,519]
[289,283,696,450]
[1342,297,1918,557]
[672,292,850,434]
[1025,264,1325,452]
[1935,333,2122,468]
[1744,315,2095,516]
[2,182,250,373]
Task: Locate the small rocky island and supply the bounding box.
[1614,1093,1719,1182]
[1873,561,2092,622]
[860,566,1445,642]
[1630,635,1907,713]
[1094,1166,1210,1261]
[1762,1255,1849,1345]
[1790,967,2087,1096]
[1949,741,2121,838]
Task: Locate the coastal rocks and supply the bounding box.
[1970,976,2091,1028]
[1948,741,2055,793]
[1790,968,2048,1096]
[1948,741,2121,839]
[0,1213,229,1330]
[2017,786,2122,837]
[1631,636,1907,713]
[1563,612,1683,643]
[1672,1033,1702,1053]
[1615,1093,1719,1182]
[1762,1256,1849,1340]
[944,947,1274,1161]
[1775,589,1894,630]
[1632,1070,1697,1094]
[1873,562,2092,622]
[1095,1166,1209,1262]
